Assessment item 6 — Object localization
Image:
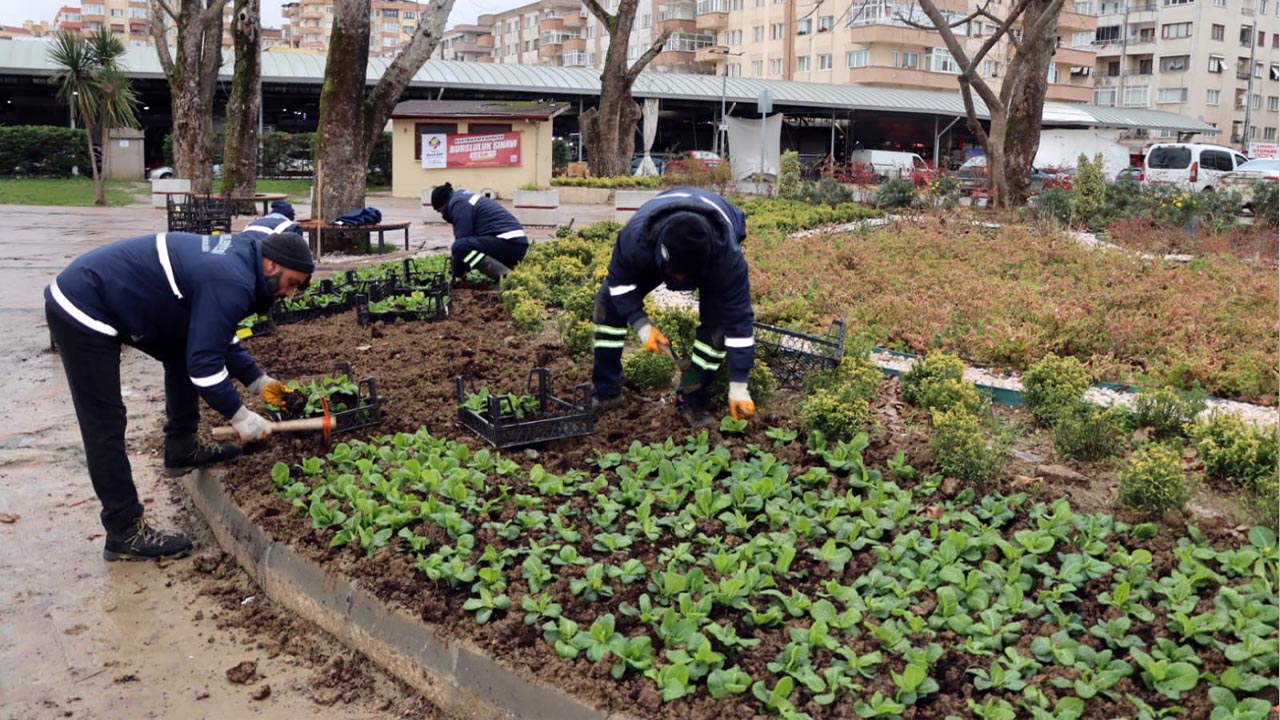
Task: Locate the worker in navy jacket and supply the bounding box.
[44,218,313,561]
[591,187,756,427]
[430,182,528,281]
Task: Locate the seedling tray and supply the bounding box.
[236,317,275,340]
[355,288,449,325]
[456,368,593,449]
[400,258,451,294]
[268,361,383,437]
[270,279,354,325]
[753,319,846,389]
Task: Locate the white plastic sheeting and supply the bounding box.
[635,99,661,176]
[727,114,783,181]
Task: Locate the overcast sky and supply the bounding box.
[2,0,509,31]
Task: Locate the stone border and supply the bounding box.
[182,468,630,720]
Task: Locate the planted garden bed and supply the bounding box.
[218,284,1276,720]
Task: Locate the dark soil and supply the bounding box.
[209,288,1258,720]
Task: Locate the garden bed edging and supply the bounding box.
[553,187,613,205]
[181,468,630,720]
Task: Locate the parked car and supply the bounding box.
[849,149,932,182]
[955,156,1072,193]
[147,164,222,180]
[1142,143,1248,193]
[630,154,666,176]
[665,150,723,175]
[1116,165,1144,183]
[1217,158,1279,208]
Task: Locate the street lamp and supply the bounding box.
[709,46,743,157]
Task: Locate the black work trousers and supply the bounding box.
[45,303,201,534]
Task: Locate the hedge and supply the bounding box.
[0,126,91,177]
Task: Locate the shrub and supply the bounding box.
[539,255,589,308]
[901,352,966,406]
[557,316,594,357]
[739,199,881,233]
[367,133,392,185]
[1118,444,1190,514]
[560,285,597,322]
[1052,403,1127,461]
[1133,386,1205,440]
[929,407,1006,483]
[664,160,733,193]
[1022,354,1091,426]
[925,176,960,209]
[1250,179,1278,228]
[777,150,802,201]
[501,265,548,304]
[501,286,531,314]
[0,126,91,177]
[803,177,854,206]
[552,138,571,176]
[648,306,699,358]
[1071,153,1107,228]
[623,351,676,391]
[806,354,884,405]
[551,175,662,189]
[510,297,545,334]
[802,388,872,442]
[874,178,916,208]
[920,378,989,415]
[1033,187,1073,228]
[1190,412,1279,490]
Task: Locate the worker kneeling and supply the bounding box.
[431,182,529,283]
[590,187,756,427]
[45,219,313,561]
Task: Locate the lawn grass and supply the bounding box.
[746,214,1278,404]
[0,177,143,206]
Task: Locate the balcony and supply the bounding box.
[539,42,560,59]
[561,50,590,67]
[563,37,585,51]
[477,34,494,47]
[846,65,960,92]
[1058,9,1097,31]
[1046,83,1093,102]
[1054,46,1095,66]
[659,1,696,33]
[541,30,574,46]
[301,9,322,19]
[849,23,949,46]
[538,16,564,32]
[695,0,727,30]
[694,45,725,63]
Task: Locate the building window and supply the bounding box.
[796,55,811,71]
[818,15,833,31]
[1213,0,1225,6]
[1047,63,1059,83]
[1253,94,1263,109]
[1095,25,1121,43]
[1240,25,1252,46]
[1123,86,1149,106]
[403,11,415,19]
[1251,126,1259,139]
[1138,58,1153,74]
[1156,87,1188,103]
[1266,128,1277,140]
[847,50,869,67]
[1271,62,1280,79]
[769,58,783,75]
[110,8,123,17]
[1107,61,1120,76]
[771,23,784,39]
[1161,22,1191,39]
[983,59,995,76]
[1158,54,1189,71]
[892,51,920,69]
[641,13,651,28]
[1162,0,1191,4]
[819,53,832,70]
[728,29,741,45]
[1074,1,1094,13]
[752,60,762,75]
[1094,87,1117,105]
[731,0,743,9]
[382,9,398,17]
[755,0,763,6]
[1072,31,1092,47]
[1270,95,1280,110]
[1273,33,1279,48]
[1211,24,1224,40]
[753,25,763,41]
[1208,54,1225,72]
[384,22,398,32]
[797,18,812,35]
[1206,89,1220,105]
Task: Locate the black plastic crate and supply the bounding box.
[355,289,449,325]
[270,279,353,325]
[236,316,275,340]
[753,319,846,389]
[400,258,451,294]
[339,268,401,298]
[456,368,593,449]
[267,361,382,437]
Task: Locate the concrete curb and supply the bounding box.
[182,468,628,720]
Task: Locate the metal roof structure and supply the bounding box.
[389,99,566,119]
[0,38,1216,133]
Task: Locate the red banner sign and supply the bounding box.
[422,132,522,169]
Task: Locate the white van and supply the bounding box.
[1143,143,1250,192]
[849,149,930,180]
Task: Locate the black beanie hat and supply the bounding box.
[430,182,454,211]
[261,232,315,275]
[270,199,295,220]
[653,211,716,274]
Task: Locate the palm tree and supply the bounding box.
[89,29,138,206]
[48,32,103,202]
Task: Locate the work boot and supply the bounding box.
[591,394,625,417]
[474,255,512,281]
[676,403,718,428]
[103,517,193,561]
[163,435,241,476]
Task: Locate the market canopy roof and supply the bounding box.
[0,39,1216,133]
[389,99,566,120]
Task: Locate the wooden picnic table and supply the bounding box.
[294,219,413,255]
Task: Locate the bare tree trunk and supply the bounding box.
[150,0,227,195]
[580,0,670,177]
[1000,0,1058,205]
[222,0,261,199]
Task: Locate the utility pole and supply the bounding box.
[713,46,743,157]
[1117,0,1130,106]
[1242,17,1258,153]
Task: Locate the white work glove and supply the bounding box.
[247,375,274,394]
[728,381,756,420]
[231,406,271,442]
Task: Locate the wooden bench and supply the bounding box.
[294,219,412,255]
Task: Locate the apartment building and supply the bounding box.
[1091,0,1280,144]
[486,0,581,67]
[433,22,494,62]
[50,2,152,46]
[280,0,425,54]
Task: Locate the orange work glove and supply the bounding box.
[638,322,671,356]
[261,380,294,407]
[728,381,755,420]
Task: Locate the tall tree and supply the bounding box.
[579,0,671,177]
[222,0,262,198]
[315,0,455,222]
[149,0,228,195]
[48,30,139,206]
[913,0,1064,207]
